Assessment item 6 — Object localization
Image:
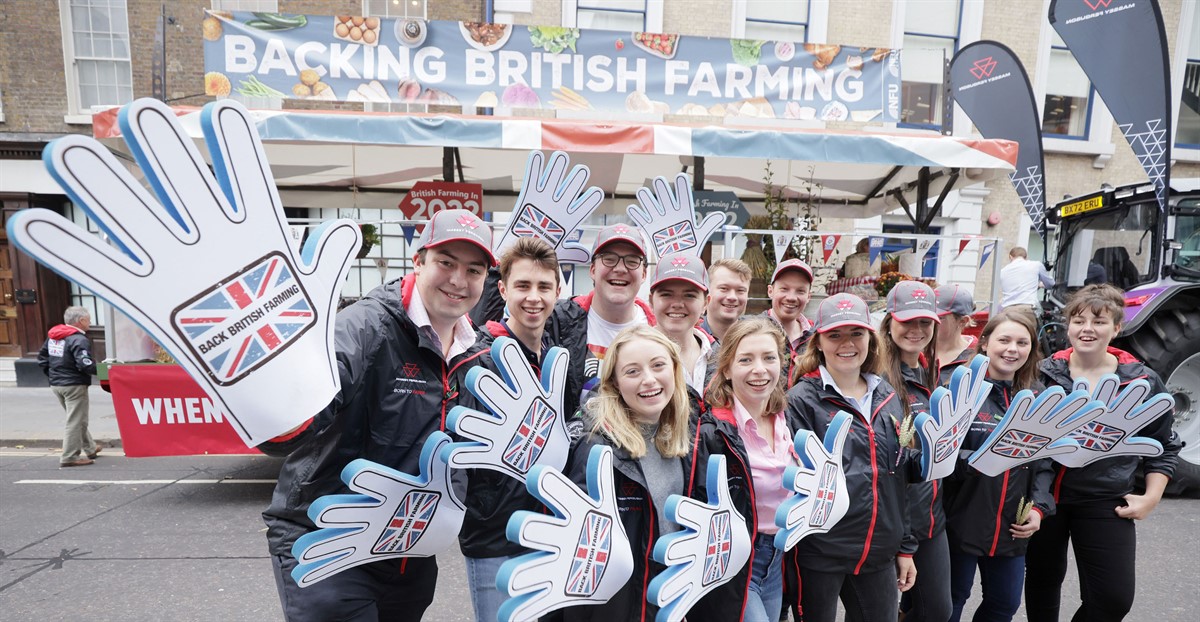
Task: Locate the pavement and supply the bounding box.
[0,385,122,448]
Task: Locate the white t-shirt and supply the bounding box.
[582,305,648,401]
[999,258,1053,308]
[685,328,714,394]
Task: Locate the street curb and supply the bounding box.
[0,438,122,450]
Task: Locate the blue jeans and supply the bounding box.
[743,533,784,622]
[465,554,516,622]
[949,551,1024,622]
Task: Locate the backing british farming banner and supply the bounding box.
[949,41,1047,240]
[202,11,902,122]
[1049,0,1171,213]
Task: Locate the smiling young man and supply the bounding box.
[649,252,714,395]
[261,209,496,622]
[458,236,586,622]
[700,257,751,345]
[551,224,657,405]
[763,258,815,387]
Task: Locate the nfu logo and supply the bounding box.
[970,56,998,80]
[1084,0,1113,11]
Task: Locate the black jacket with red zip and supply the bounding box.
[457,319,586,559]
[260,274,490,558]
[1039,347,1181,505]
[784,371,920,575]
[942,378,1056,558]
[892,362,946,544]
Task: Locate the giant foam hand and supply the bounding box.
[915,355,993,481]
[968,387,1106,477]
[1052,374,1172,468]
[496,150,604,264]
[290,432,465,587]
[497,445,634,622]
[775,411,853,552]
[627,173,727,260]
[647,456,752,622]
[5,98,360,446]
[443,336,571,479]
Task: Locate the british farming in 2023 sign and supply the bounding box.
[201,11,901,122]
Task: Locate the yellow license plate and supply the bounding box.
[1061,196,1105,218]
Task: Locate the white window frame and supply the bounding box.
[1032,0,1115,165]
[492,0,532,24]
[561,0,662,33]
[59,0,136,124]
[730,0,827,43]
[889,0,983,133]
[362,0,426,19]
[1171,0,1200,162]
[211,0,279,11]
[0,84,5,123]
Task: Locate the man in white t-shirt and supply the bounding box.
[999,247,1054,310]
[549,224,657,405]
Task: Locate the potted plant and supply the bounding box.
[357,223,380,259]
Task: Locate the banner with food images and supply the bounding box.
[202,11,901,122]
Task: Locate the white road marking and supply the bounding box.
[15,479,277,485]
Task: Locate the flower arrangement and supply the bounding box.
[875,271,914,297]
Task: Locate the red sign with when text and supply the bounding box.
[109,365,259,457]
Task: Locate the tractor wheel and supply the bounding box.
[1124,305,1200,495]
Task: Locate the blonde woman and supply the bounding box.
[559,325,694,621]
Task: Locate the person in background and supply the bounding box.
[559,325,695,621]
[841,238,880,279]
[785,293,917,622]
[551,224,657,406]
[1025,284,1181,622]
[944,308,1053,622]
[461,237,582,622]
[998,247,1053,311]
[935,285,978,383]
[38,306,101,468]
[700,257,752,346]
[261,209,495,622]
[881,281,951,622]
[649,252,715,396]
[763,258,815,387]
[703,318,799,621]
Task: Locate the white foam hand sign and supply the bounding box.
[775,411,853,552]
[497,150,604,264]
[498,445,634,622]
[1052,374,1171,468]
[290,432,465,587]
[647,455,752,622]
[443,336,571,479]
[5,98,360,446]
[627,173,728,260]
[968,386,1106,477]
[915,355,993,481]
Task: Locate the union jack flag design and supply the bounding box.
[1069,421,1126,452]
[652,221,697,255]
[566,511,613,597]
[513,203,567,246]
[501,397,557,474]
[702,511,733,586]
[372,490,441,554]
[991,429,1052,459]
[934,419,968,462]
[172,252,315,385]
[809,462,839,527]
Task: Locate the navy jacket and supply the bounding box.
[38,324,96,386]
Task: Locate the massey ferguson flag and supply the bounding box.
[950,41,1047,240]
[1049,0,1171,213]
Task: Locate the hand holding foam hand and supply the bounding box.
[915,355,993,481]
[496,150,604,264]
[1052,374,1171,468]
[290,432,465,587]
[627,173,727,260]
[968,386,1106,476]
[775,411,853,552]
[444,337,571,479]
[498,445,634,622]
[6,98,360,446]
[648,456,753,622]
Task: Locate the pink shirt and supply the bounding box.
[732,398,797,535]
